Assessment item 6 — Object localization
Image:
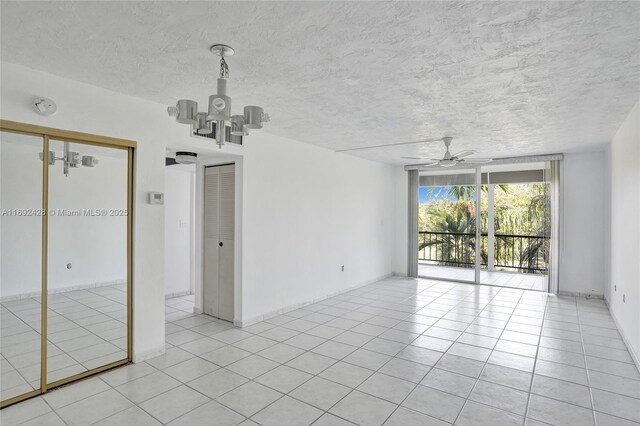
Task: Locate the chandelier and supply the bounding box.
[39,142,99,176]
[167,44,269,148]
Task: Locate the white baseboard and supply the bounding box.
[604,297,640,372]
[165,290,192,299]
[558,290,604,299]
[236,273,393,328]
[0,279,127,303]
[132,344,166,363]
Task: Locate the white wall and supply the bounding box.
[1,62,400,354]
[164,165,194,297]
[1,62,180,361]
[560,151,607,296]
[608,99,640,364]
[1,134,43,298]
[237,133,396,323]
[1,137,128,299]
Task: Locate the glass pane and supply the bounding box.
[479,163,550,291]
[0,131,43,401]
[418,168,477,283]
[47,139,128,384]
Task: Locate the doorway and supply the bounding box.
[0,121,134,408]
[164,161,196,317]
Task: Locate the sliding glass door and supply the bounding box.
[0,121,134,408]
[479,163,551,291]
[417,168,478,283]
[417,162,555,293]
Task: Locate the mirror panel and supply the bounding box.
[46,139,128,384]
[0,131,43,402]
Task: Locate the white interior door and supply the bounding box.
[203,164,235,321]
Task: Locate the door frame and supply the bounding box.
[0,120,135,408]
[413,161,557,292]
[194,158,243,325]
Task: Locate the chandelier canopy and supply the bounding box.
[167,44,269,148]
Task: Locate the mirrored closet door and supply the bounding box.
[0,122,134,408]
[0,131,44,403]
[46,139,130,387]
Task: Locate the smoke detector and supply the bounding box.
[175,151,197,164]
[33,97,57,116]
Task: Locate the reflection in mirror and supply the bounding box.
[0,131,43,401]
[46,140,128,384]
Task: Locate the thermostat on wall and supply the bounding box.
[148,192,164,205]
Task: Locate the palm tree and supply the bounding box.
[419,200,476,267]
[519,187,550,273]
[425,185,509,201]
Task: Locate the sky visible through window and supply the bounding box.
[419,186,477,203]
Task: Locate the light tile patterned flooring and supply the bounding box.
[2,277,640,426]
[1,285,128,401]
[419,264,548,292]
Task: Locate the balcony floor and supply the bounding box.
[419,263,548,292]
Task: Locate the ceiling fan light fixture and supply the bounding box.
[397,136,493,167]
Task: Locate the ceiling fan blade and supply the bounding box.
[406,161,439,167]
[452,150,476,159]
[464,158,493,164]
[401,157,443,160]
[336,137,444,153]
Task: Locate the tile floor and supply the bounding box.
[1,284,128,400]
[2,277,639,426]
[419,264,548,292]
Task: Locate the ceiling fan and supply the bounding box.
[401,137,492,167]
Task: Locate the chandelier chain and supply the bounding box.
[219,55,229,79]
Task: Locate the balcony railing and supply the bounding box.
[418,231,548,274]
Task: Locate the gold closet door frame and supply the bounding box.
[0,120,136,408]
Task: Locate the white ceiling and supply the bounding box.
[1,1,639,165]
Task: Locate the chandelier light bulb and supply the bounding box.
[175,99,198,125]
[192,112,211,135]
[230,115,246,136]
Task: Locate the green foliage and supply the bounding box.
[419,183,550,273]
[419,197,476,268]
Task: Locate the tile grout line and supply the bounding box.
[268,280,449,424]
[451,287,528,425]
[11,279,640,426]
[378,280,489,425]
[521,290,552,425]
[577,297,599,426]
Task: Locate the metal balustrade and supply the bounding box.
[418,231,548,274]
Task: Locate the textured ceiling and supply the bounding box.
[1,1,639,165]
